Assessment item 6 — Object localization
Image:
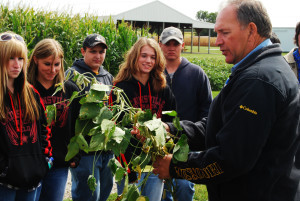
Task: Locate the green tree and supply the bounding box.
[195,10,217,36]
[195,10,218,23]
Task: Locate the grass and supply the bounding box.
[212,91,220,98]
[183,45,221,54]
[194,184,209,201]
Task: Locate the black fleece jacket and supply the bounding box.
[168,44,300,201]
[165,57,212,122]
[0,88,52,190]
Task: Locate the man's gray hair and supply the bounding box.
[220,0,272,38]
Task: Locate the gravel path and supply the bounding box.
[63,171,117,200]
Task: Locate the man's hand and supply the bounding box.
[153,154,173,179]
[163,122,170,132]
[131,126,146,142]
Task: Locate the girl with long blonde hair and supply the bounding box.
[0,32,52,201]
[111,37,176,201]
[27,38,80,201]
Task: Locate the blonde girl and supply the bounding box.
[0,32,52,201]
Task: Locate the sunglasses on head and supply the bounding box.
[0,33,25,43]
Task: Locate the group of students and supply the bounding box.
[1,0,300,200]
[0,25,206,201]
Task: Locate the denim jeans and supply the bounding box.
[117,172,163,201]
[0,185,37,201]
[162,179,195,201]
[35,167,69,201]
[70,153,114,201]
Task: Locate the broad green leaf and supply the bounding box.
[45,104,56,126]
[79,103,101,120]
[137,109,153,124]
[101,119,115,135]
[76,134,89,151]
[75,119,95,136]
[111,127,125,143]
[118,129,131,155]
[75,119,86,136]
[126,184,140,201]
[93,107,113,125]
[106,140,122,156]
[144,118,161,131]
[90,83,110,92]
[86,89,105,103]
[115,167,126,183]
[162,110,177,117]
[101,119,116,144]
[87,126,101,136]
[172,116,183,131]
[173,134,189,162]
[154,123,166,146]
[65,136,79,161]
[79,96,87,105]
[89,133,106,151]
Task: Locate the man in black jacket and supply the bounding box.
[69,34,114,201]
[159,26,212,201]
[153,0,300,201]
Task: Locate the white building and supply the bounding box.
[272,27,296,52]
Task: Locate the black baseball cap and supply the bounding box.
[83,34,108,49]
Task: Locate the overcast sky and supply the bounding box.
[1,0,299,27]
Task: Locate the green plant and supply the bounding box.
[47,70,189,201]
[189,57,232,91]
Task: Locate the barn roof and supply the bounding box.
[112,0,215,29]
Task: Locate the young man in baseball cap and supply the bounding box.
[68,33,114,201]
[159,27,212,201]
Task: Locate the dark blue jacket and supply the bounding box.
[164,57,212,122]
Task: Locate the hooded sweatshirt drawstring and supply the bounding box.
[137,82,152,111]
[8,92,23,145]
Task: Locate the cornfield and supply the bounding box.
[0,2,147,76]
[184,36,217,46]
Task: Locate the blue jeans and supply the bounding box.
[0,185,37,201]
[70,153,114,201]
[35,167,68,201]
[162,179,195,201]
[117,172,163,201]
